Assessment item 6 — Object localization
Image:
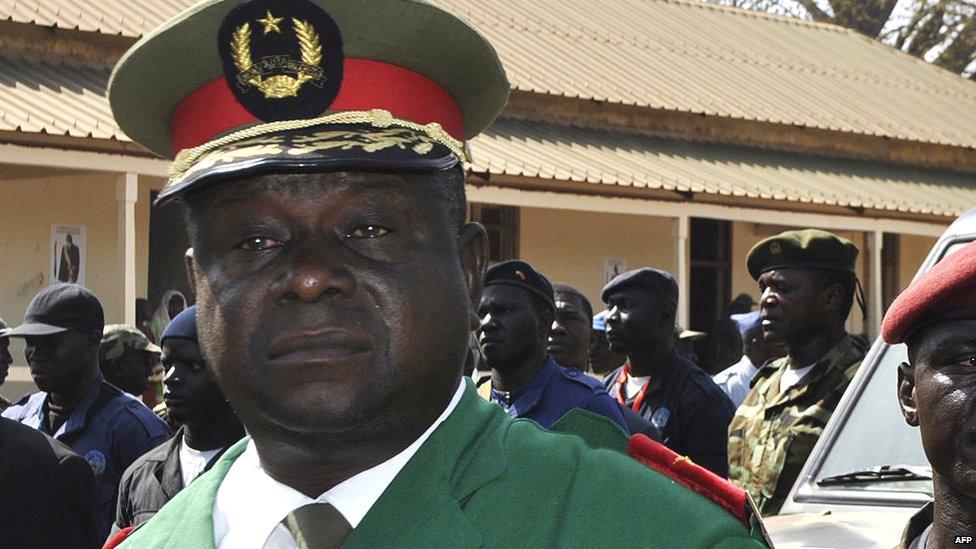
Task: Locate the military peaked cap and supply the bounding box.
[109,0,510,203]
[747,229,858,280]
[484,260,555,313]
[882,241,976,344]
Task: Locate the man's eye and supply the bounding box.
[953,356,976,368]
[347,225,391,239]
[237,237,282,251]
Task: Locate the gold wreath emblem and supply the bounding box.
[230,18,323,99]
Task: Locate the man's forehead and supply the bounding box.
[202,170,426,207]
[909,319,976,357]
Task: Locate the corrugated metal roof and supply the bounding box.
[3,0,976,148]
[0,55,118,139]
[469,118,976,218]
[1,54,973,218]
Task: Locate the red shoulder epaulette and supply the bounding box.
[627,434,748,526]
[103,525,139,549]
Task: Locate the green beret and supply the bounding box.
[100,324,161,362]
[747,229,858,280]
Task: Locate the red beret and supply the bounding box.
[882,241,976,344]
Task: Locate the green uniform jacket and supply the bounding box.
[728,335,864,516]
[121,380,768,547]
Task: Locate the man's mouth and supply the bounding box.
[267,330,373,367]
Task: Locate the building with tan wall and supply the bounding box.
[2,0,974,394]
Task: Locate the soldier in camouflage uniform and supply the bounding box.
[728,229,865,515]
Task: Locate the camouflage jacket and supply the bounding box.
[728,334,863,515]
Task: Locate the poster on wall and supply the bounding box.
[604,258,627,285]
[51,225,86,286]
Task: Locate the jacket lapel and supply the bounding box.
[346,380,506,548]
[156,429,185,499]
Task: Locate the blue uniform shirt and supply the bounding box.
[487,356,628,432]
[2,375,171,540]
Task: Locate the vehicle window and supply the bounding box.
[814,343,931,495]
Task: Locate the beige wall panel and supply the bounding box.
[899,234,937,290]
[0,173,124,352]
[518,207,676,310]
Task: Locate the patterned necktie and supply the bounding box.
[283,502,352,549]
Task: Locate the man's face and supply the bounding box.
[901,319,976,498]
[588,330,626,375]
[186,172,480,436]
[0,338,12,384]
[604,288,672,357]
[168,295,185,319]
[548,292,591,369]
[478,285,544,371]
[162,338,224,425]
[24,330,95,393]
[757,269,824,347]
[116,349,155,394]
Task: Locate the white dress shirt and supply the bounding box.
[212,380,466,549]
[712,355,758,409]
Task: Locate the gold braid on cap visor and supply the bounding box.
[167,108,468,187]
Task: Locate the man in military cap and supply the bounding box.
[2,283,171,540]
[476,261,627,431]
[882,242,976,548]
[99,325,162,397]
[602,267,735,477]
[105,0,770,546]
[728,229,865,515]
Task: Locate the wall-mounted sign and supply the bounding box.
[52,225,86,286]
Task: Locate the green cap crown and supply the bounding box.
[100,324,161,362]
[747,229,859,280]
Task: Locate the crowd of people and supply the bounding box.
[1,0,973,546]
[1,223,971,547]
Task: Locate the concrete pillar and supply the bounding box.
[866,230,884,340]
[675,214,690,328]
[116,173,138,326]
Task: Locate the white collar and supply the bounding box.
[213,379,466,549]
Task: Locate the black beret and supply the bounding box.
[747,229,859,280]
[601,268,678,307]
[484,260,555,312]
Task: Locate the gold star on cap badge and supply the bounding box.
[256,10,284,34]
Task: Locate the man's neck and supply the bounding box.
[183,406,245,451]
[250,375,459,498]
[787,327,846,367]
[491,347,547,393]
[627,345,673,377]
[929,476,976,548]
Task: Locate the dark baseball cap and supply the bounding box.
[5,283,105,338]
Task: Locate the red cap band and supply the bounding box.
[171,58,465,154]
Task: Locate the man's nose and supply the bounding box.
[276,239,357,304]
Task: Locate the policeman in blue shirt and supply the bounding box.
[2,284,171,541]
[476,261,628,432]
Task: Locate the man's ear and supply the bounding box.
[897,362,919,427]
[821,283,843,314]
[184,248,199,296]
[457,222,488,331]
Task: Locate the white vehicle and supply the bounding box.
[764,209,976,548]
